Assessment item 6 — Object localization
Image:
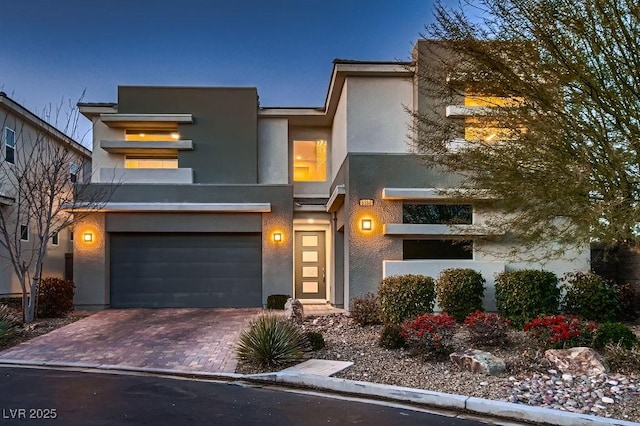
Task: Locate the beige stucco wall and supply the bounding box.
[90,119,123,183]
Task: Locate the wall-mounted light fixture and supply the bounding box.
[273,232,283,243]
[360,218,373,231]
[82,231,94,243]
[359,198,374,206]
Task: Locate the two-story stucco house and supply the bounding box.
[0,92,91,297]
[74,41,589,310]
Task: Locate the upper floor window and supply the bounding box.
[464,95,523,108]
[125,156,178,169]
[51,232,59,246]
[20,225,28,242]
[69,163,79,183]
[403,204,473,225]
[293,140,327,182]
[4,127,15,164]
[463,94,524,143]
[125,130,180,142]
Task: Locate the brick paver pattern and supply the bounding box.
[0,308,260,373]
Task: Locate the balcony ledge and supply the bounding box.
[383,223,500,237]
[99,140,193,155]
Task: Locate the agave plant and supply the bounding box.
[237,313,309,367]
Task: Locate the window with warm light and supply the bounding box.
[463,93,525,143]
[125,157,178,169]
[125,130,180,141]
[293,140,327,182]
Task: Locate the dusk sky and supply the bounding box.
[1,1,451,145]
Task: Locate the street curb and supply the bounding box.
[244,372,639,426]
[1,360,637,426]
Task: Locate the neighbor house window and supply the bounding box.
[403,204,472,225]
[125,157,178,169]
[293,140,327,182]
[20,225,28,242]
[69,229,74,241]
[403,239,473,260]
[125,130,180,141]
[69,163,79,183]
[4,128,15,164]
[51,232,59,246]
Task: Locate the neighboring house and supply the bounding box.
[0,92,91,297]
[74,40,589,310]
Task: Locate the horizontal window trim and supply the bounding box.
[382,188,494,200]
[383,223,500,237]
[100,140,193,154]
[64,202,272,213]
[99,113,193,129]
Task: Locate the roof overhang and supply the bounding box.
[326,185,346,212]
[99,113,193,129]
[65,202,271,213]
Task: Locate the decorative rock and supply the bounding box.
[562,374,574,381]
[284,298,304,323]
[449,349,506,376]
[602,397,615,404]
[544,347,609,376]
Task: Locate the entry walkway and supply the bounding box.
[0,308,259,373]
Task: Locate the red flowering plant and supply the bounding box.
[463,311,511,346]
[401,313,456,357]
[523,315,597,349]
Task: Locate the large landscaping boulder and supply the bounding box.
[449,349,506,375]
[544,347,610,376]
[284,298,304,324]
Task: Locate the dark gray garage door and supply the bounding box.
[110,233,262,308]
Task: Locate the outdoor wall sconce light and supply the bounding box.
[359,198,374,206]
[82,231,94,243]
[360,218,373,231]
[273,232,283,243]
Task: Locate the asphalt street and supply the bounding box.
[0,367,490,425]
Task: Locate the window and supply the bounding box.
[4,128,15,164]
[463,94,525,143]
[69,163,79,183]
[403,204,472,225]
[69,229,74,241]
[51,232,59,246]
[125,130,180,141]
[20,225,28,242]
[125,157,178,169]
[293,140,327,182]
[403,239,473,260]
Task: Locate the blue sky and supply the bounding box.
[1,1,447,144]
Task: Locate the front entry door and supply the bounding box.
[295,231,326,300]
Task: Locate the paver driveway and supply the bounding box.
[0,308,260,373]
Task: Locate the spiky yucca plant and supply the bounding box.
[237,313,309,367]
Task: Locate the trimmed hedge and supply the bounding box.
[436,268,485,322]
[561,272,621,322]
[495,270,560,328]
[377,274,435,325]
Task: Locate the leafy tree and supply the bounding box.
[412,0,640,257]
[0,93,110,322]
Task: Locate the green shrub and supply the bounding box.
[436,268,485,322]
[305,331,326,351]
[377,274,436,325]
[0,305,21,339]
[37,278,74,318]
[561,272,621,322]
[378,324,406,349]
[593,322,638,350]
[266,294,291,310]
[495,270,560,327]
[604,342,640,375]
[464,311,511,346]
[237,313,310,367]
[350,293,381,326]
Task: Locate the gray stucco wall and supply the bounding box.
[343,153,460,306]
[117,86,258,184]
[73,183,294,308]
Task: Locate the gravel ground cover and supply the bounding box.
[237,313,640,423]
